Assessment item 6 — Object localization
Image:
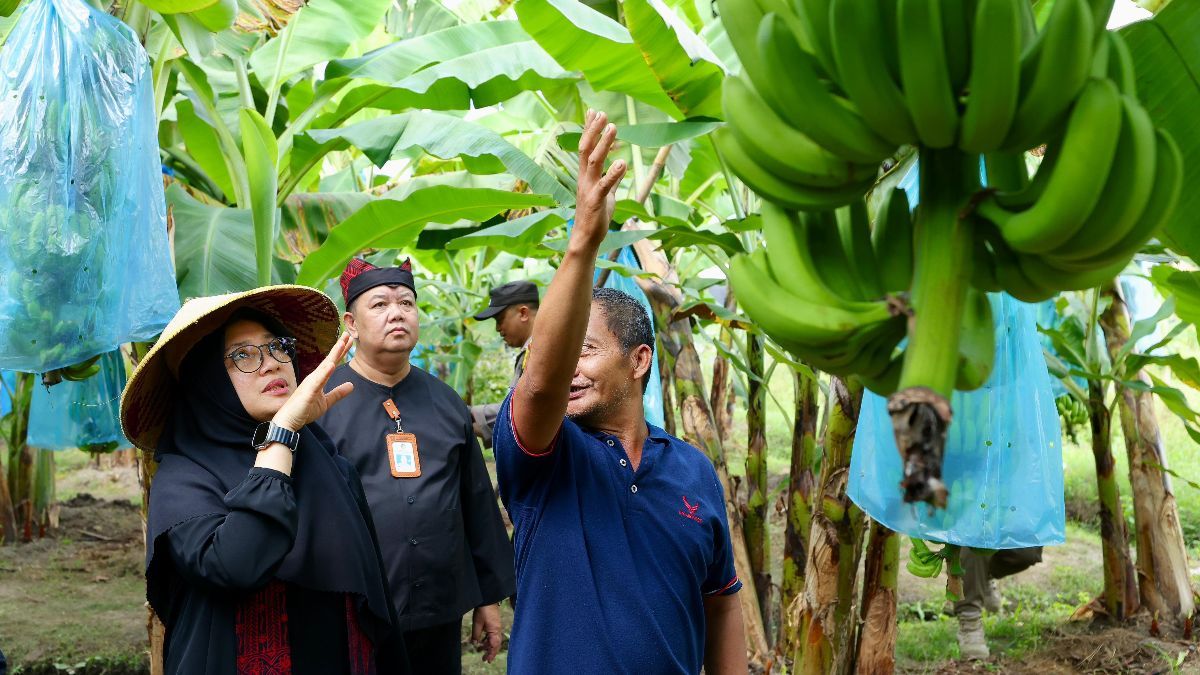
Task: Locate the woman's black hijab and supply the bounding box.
[145,310,392,635]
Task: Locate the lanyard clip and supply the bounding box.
[382,399,404,433]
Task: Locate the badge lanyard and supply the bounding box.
[383,399,421,478]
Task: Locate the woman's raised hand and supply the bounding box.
[272,332,355,431]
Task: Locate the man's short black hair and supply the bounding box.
[591,287,654,389]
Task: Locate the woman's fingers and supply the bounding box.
[324,381,355,410]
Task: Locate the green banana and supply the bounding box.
[992,143,1057,211]
[958,0,1022,153]
[1106,31,1137,97]
[982,151,1031,193]
[979,78,1123,253]
[756,13,896,163]
[715,0,766,80]
[1088,26,1111,79]
[939,0,973,91]
[977,219,1057,302]
[897,0,959,148]
[837,200,885,299]
[1017,251,1132,294]
[1052,128,1183,271]
[955,289,995,391]
[802,318,906,378]
[907,539,945,578]
[729,251,898,350]
[792,0,839,80]
[1003,0,1096,151]
[60,354,103,382]
[1049,94,1156,261]
[805,209,873,301]
[829,0,918,146]
[722,75,878,189]
[760,203,854,309]
[713,128,875,210]
[872,187,915,294]
[969,219,1002,293]
[860,353,904,396]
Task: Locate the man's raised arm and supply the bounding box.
[511,110,626,452]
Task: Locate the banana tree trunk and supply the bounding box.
[653,300,770,663]
[855,520,898,675]
[1088,378,1139,621]
[744,332,771,635]
[32,449,57,537]
[1098,284,1194,626]
[778,367,819,653]
[795,376,867,675]
[6,373,34,542]
[711,331,734,444]
[658,341,677,436]
[0,453,15,543]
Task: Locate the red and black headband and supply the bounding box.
[340,258,416,309]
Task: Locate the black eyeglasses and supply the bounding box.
[225,337,297,374]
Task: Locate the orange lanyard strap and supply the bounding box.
[382,399,404,433]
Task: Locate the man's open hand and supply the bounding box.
[573,109,626,247]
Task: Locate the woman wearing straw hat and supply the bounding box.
[121,285,410,674]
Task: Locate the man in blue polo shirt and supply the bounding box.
[493,109,748,674]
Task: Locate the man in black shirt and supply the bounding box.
[319,258,515,673]
[469,280,539,446]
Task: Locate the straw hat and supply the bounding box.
[120,285,341,453]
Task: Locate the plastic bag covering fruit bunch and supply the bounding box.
[28,350,128,451]
[0,0,179,373]
[849,283,1066,548]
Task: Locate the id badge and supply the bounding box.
[387,433,421,478]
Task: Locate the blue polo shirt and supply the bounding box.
[494,393,741,674]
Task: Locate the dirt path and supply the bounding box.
[0,494,148,672]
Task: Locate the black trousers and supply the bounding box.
[402,620,461,675]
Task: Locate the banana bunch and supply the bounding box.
[907,538,945,578]
[42,354,103,386]
[717,0,1114,204]
[971,62,1184,303]
[728,201,907,391]
[731,193,998,396]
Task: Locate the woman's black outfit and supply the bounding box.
[145,332,409,674]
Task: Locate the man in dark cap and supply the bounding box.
[318,257,516,673]
[469,280,539,444]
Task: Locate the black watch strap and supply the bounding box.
[253,422,301,453]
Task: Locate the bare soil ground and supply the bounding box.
[2,463,1196,675]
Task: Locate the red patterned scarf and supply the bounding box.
[235,581,376,675]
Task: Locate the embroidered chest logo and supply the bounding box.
[679,496,703,523]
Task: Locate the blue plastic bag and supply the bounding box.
[0,0,179,373]
[849,294,1066,548]
[848,160,1065,548]
[28,350,129,451]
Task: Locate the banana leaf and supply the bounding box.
[556,119,723,151]
[515,0,680,117]
[326,40,578,118]
[249,0,392,92]
[623,0,726,119]
[239,109,279,286]
[445,208,573,253]
[176,99,235,199]
[295,186,556,287]
[385,0,459,38]
[296,111,574,204]
[168,184,262,299]
[140,0,219,14]
[1121,2,1200,259]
